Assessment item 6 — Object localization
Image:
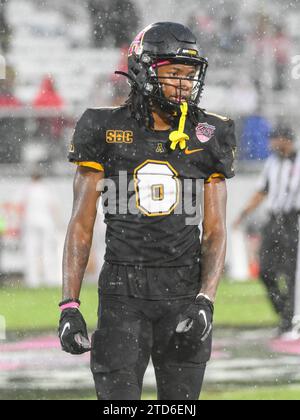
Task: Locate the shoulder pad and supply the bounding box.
[203,111,230,122]
[89,107,119,111]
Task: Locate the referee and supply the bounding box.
[235,126,300,338]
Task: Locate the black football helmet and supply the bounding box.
[123,22,208,113]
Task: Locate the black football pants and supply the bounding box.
[260,213,300,331]
[91,293,211,400]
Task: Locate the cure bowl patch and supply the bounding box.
[196,123,216,143]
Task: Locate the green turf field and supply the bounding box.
[5,386,300,400]
[0,279,278,332]
[2,280,299,401]
[201,386,300,400]
[144,386,300,401]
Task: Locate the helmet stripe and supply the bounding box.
[151,60,171,69]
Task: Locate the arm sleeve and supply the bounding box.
[68,109,105,171]
[205,119,237,183]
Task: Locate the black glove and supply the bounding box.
[176,295,214,342]
[58,308,91,355]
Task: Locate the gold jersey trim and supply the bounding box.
[205,173,225,184]
[204,111,229,121]
[74,161,104,172]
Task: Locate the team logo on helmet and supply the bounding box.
[128,25,152,57]
[196,123,216,143]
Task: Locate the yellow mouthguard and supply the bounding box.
[169,101,190,151]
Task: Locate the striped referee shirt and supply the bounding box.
[257,151,300,215]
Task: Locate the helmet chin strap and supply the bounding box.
[169,101,190,151]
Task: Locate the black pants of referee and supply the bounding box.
[259,213,299,332]
[90,293,211,400]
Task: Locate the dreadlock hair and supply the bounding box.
[125,87,154,129]
[125,86,206,130]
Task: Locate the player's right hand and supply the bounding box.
[58,308,91,355]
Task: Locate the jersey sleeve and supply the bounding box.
[68,109,105,171]
[205,119,237,183]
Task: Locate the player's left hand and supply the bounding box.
[176,295,214,342]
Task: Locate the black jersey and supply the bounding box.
[68,106,236,268]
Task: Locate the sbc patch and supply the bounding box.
[196,123,216,143]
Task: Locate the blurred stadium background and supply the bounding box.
[0,0,300,400]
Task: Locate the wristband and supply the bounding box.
[196,293,214,304]
[59,302,80,312]
[59,298,81,311]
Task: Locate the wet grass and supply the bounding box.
[214,279,279,327]
[0,280,278,333]
[1,280,296,401]
[2,386,300,400]
[202,385,300,400]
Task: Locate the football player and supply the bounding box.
[59,22,236,400]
